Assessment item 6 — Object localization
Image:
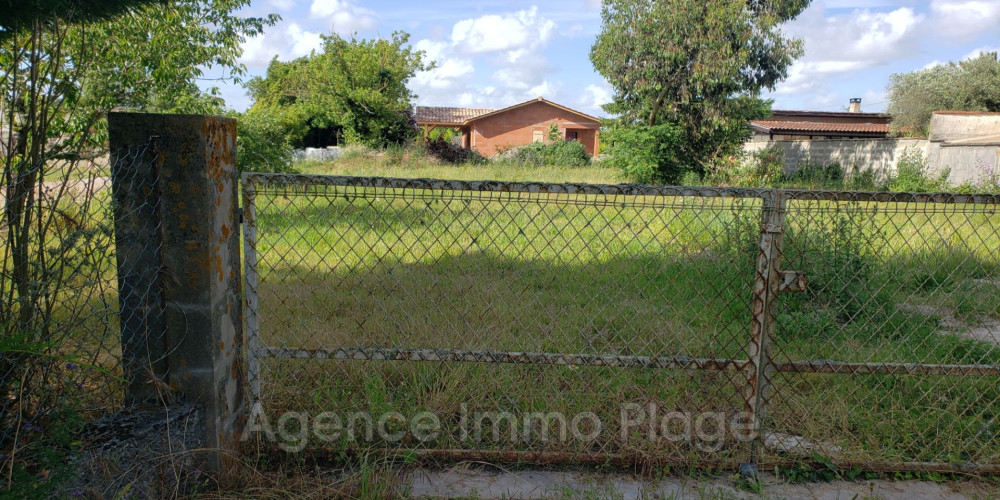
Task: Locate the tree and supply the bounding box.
[247,31,431,148]
[0,0,165,37]
[590,0,808,182]
[0,1,275,490]
[886,52,1000,137]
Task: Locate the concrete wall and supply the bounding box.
[744,138,929,178]
[745,112,1000,186]
[744,137,1000,185]
[469,101,600,157]
[930,144,1000,184]
[929,112,1000,142]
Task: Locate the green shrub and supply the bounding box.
[785,159,844,189]
[494,140,590,168]
[495,143,545,167]
[707,146,784,187]
[542,140,590,167]
[601,124,684,183]
[236,111,296,173]
[847,167,881,191]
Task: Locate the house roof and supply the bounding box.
[413,97,601,127]
[750,119,890,137]
[466,97,601,125]
[414,106,495,126]
[767,109,889,120]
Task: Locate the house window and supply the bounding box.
[532,130,544,143]
[565,131,579,142]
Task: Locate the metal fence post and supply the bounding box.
[241,174,262,404]
[744,188,788,471]
[108,112,246,475]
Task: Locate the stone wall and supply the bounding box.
[743,138,929,179]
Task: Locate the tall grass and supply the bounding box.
[249,175,1000,466]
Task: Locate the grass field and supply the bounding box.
[295,155,621,184]
[248,161,1000,467]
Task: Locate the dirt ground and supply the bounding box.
[401,467,1000,499]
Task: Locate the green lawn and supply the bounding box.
[248,162,1000,467]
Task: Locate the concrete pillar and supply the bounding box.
[108,112,245,474]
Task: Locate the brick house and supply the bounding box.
[414,97,601,157]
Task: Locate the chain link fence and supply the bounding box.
[242,173,1000,471]
[0,143,163,484]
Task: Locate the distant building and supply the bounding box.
[414,97,601,157]
[750,99,891,140]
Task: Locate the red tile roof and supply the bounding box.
[414,106,495,125]
[466,97,601,124]
[414,98,601,126]
[751,120,889,135]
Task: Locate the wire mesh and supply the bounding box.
[244,175,1000,471]
[764,192,1000,468]
[0,142,160,477]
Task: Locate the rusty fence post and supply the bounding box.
[108,112,245,475]
[743,189,797,473]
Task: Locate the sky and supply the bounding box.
[211,0,1000,117]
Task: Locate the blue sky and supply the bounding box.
[213,0,1000,117]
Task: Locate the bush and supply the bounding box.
[707,146,784,187]
[495,143,546,166]
[494,140,590,168]
[541,140,589,167]
[786,159,844,189]
[602,124,684,183]
[236,111,296,173]
[424,137,486,165]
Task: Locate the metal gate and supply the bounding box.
[243,173,1000,472]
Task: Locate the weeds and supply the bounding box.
[887,148,949,192]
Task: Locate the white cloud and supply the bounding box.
[287,24,324,58]
[451,7,555,55]
[771,3,924,108]
[410,7,562,108]
[238,23,324,67]
[786,4,924,69]
[922,59,945,70]
[239,33,271,67]
[527,80,559,98]
[309,0,378,35]
[410,39,476,100]
[577,84,611,116]
[931,0,1000,43]
[963,46,1000,60]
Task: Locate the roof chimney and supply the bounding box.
[848,98,862,113]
